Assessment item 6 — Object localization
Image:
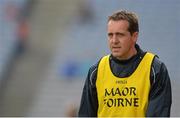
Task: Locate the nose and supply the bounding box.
[112,35,119,44]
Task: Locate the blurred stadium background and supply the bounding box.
[0,0,179,116]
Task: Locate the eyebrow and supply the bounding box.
[108,32,125,36]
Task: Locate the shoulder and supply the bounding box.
[152,56,162,72]
[88,58,102,87]
[151,55,169,85]
[88,54,110,86]
[88,62,98,84]
[88,55,107,77]
[152,56,167,73]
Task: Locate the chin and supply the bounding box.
[112,53,122,58]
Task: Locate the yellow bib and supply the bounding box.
[96,52,155,117]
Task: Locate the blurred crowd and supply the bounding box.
[0,0,35,80]
[0,0,179,117]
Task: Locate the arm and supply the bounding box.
[146,57,172,117]
[78,64,98,117]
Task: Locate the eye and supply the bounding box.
[108,33,113,38]
[116,33,125,38]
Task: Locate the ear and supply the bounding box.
[132,32,138,43]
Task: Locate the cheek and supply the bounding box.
[108,39,112,46]
[125,36,132,43]
[121,39,131,48]
[120,39,127,45]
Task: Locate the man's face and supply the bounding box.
[107,20,138,60]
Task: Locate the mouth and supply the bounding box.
[112,47,121,49]
[112,47,121,52]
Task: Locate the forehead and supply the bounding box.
[107,20,129,31]
[108,20,129,27]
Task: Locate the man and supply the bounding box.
[78,10,172,117]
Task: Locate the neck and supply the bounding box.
[117,46,137,61]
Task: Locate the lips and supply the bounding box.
[112,47,121,49]
[112,47,121,52]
